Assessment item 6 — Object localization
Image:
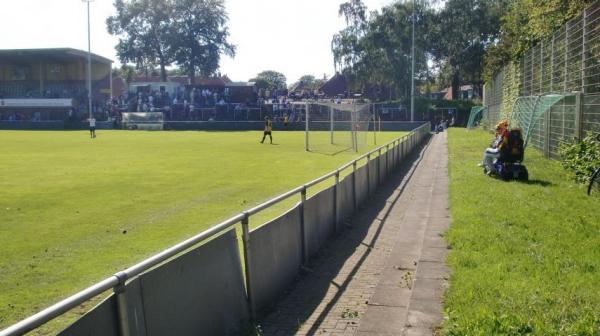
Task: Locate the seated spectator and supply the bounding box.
[479,120,510,174]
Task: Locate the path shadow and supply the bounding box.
[257,136,433,335]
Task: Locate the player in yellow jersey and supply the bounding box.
[260,116,273,144]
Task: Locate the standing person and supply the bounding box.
[89,116,96,138]
[260,116,273,144]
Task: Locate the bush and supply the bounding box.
[558,132,600,184]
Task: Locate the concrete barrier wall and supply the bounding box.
[58,229,248,336]
[379,153,388,184]
[249,206,303,316]
[355,165,368,207]
[368,160,378,192]
[304,187,335,258]
[337,174,354,229]
[140,229,248,336]
[164,121,424,132]
[58,296,120,336]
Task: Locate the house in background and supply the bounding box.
[429,84,480,101]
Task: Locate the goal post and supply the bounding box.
[122,112,164,130]
[297,102,373,153]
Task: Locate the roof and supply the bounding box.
[319,73,347,96]
[289,81,306,92]
[129,75,235,87]
[227,82,255,87]
[221,75,233,84]
[0,48,112,65]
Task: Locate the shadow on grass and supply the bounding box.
[521,179,553,187]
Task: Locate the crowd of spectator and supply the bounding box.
[0,81,411,124]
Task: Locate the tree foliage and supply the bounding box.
[331,0,434,100]
[484,0,595,79]
[430,0,507,98]
[170,0,235,84]
[107,0,234,84]
[107,0,174,81]
[250,71,287,90]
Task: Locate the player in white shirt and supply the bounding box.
[89,117,96,138]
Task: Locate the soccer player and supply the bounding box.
[89,116,96,138]
[260,116,273,144]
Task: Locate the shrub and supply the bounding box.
[558,132,600,184]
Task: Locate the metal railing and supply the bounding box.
[0,122,430,336]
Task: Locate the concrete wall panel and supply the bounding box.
[58,295,119,336]
[368,160,378,192]
[355,165,368,207]
[140,229,249,336]
[249,206,302,316]
[337,174,354,230]
[304,187,335,258]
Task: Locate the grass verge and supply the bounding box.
[443,128,600,335]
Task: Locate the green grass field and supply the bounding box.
[444,128,600,335]
[0,129,405,331]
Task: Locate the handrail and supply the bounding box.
[0,121,429,336]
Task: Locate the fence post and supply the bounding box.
[582,7,587,94]
[575,92,584,140]
[113,272,130,336]
[241,212,255,321]
[333,170,339,235]
[544,105,551,158]
[300,186,308,264]
[564,23,569,92]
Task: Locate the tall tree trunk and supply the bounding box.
[451,68,460,100]
[160,61,167,82]
[188,65,196,85]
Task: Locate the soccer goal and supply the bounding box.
[122,112,164,130]
[293,102,374,153]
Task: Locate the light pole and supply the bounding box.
[410,0,416,122]
[82,0,94,120]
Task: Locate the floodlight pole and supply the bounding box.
[83,0,93,120]
[410,0,416,122]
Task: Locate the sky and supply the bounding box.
[0,0,396,84]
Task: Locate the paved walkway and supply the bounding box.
[259,132,450,336]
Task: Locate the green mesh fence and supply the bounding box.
[510,94,565,148]
[466,106,485,129]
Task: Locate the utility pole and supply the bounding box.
[410,0,416,122]
[83,0,94,120]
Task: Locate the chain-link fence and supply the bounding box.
[483,0,600,158]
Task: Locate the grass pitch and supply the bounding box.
[444,128,600,334]
[0,129,404,331]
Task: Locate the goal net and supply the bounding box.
[122,112,164,130]
[292,102,373,153]
[509,94,565,148]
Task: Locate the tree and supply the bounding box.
[430,0,506,99]
[331,0,368,72]
[170,0,235,84]
[485,0,595,79]
[332,1,434,100]
[107,0,175,81]
[250,71,287,90]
